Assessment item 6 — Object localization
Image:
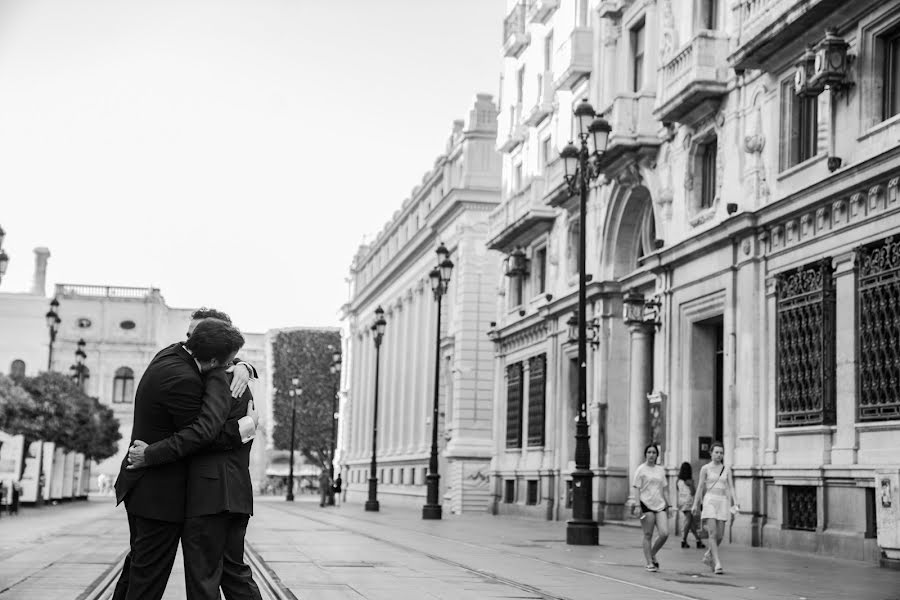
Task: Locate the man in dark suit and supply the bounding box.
[112,317,245,600]
[127,310,262,600]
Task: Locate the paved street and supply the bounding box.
[0,496,897,599]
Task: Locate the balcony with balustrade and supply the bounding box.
[498,103,526,153]
[553,27,592,91]
[595,92,660,169]
[655,31,730,125]
[488,178,554,252]
[503,1,532,58]
[730,0,872,70]
[527,0,558,24]
[524,72,554,126]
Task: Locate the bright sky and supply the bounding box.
[0,0,504,333]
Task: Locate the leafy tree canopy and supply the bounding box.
[271,328,341,472]
[0,372,121,460]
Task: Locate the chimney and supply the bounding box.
[31,247,50,296]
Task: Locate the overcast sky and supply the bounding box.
[0,0,504,333]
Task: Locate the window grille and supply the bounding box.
[785,486,817,531]
[527,354,546,446]
[526,480,539,505]
[506,363,524,448]
[775,259,835,426]
[857,235,900,421]
[504,479,516,504]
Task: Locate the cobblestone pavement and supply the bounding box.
[1,496,898,599]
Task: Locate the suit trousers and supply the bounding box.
[111,513,182,600]
[182,512,262,600]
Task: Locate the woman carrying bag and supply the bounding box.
[691,441,738,574]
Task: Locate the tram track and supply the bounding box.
[79,543,294,600]
[262,502,706,600]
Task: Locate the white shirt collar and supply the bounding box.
[182,344,203,373]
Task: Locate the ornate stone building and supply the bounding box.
[338,94,502,513]
[0,250,269,489]
[489,0,900,564]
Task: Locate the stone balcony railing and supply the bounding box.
[527,0,558,24]
[55,283,161,300]
[524,72,554,126]
[503,1,532,58]
[554,27,592,90]
[655,31,730,125]
[498,102,526,153]
[596,92,660,167]
[487,178,554,252]
[730,0,867,70]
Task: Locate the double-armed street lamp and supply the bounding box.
[0,225,9,286]
[422,243,454,520]
[327,345,342,506]
[45,298,61,372]
[70,338,88,391]
[365,306,386,512]
[559,98,612,546]
[286,379,302,502]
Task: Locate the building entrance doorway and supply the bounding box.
[689,317,724,469]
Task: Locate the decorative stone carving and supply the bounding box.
[616,162,642,188]
[815,207,829,231]
[832,199,846,225]
[772,225,784,248]
[742,239,752,255]
[659,0,677,59]
[869,184,883,211]
[849,192,865,219]
[800,213,812,238]
[888,178,899,206]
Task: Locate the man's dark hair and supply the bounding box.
[191,307,232,324]
[185,318,244,363]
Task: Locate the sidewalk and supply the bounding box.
[249,497,900,600]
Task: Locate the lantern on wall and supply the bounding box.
[810,28,853,91]
[794,45,824,97]
[504,247,530,277]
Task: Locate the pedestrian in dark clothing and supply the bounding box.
[10,480,21,515]
[333,474,343,507]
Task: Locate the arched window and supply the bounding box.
[113,367,135,403]
[9,359,25,378]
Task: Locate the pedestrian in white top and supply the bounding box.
[631,443,669,572]
[691,441,738,575]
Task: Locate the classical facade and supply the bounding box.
[0,248,269,488]
[489,0,900,565]
[338,94,502,513]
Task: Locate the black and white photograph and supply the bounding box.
[0,0,899,598]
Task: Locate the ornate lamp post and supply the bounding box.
[286,379,302,502]
[423,242,454,520]
[0,225,9,286]
[326,345,342,506]
[365,306,386,512]
[70,338,89,391]
[559,98,611,546]
[45,298,61,372]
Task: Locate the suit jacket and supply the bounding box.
[184,383,254,517]
[114,345,231,523]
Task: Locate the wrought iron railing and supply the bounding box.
[775,259,835,426]
[527,354,546,446]
[857,235,900,422]
[505,362,524,448]
[785,486,817,531]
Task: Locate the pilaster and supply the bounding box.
[831,251,858,465]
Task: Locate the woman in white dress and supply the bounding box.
[691,441,739,574]
[631,443,669,572]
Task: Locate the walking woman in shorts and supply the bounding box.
[632,443,669,572]
[691,441,738,574]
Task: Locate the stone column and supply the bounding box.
[420,284,435,454]
[831,251,858,465]
[626,322,653,505]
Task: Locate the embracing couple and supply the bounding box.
[112,308,262,600]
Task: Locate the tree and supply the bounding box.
[271,328,341,472]
[0,372,121,460]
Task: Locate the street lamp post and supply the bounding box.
[365,306,386,512]
[45,298,61,372]
[423,243,454,520]
[70,338,88,390]
[286,380,302,502]
[559,98,611,546]
[0,225,9,286]
[327,346,342,507]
